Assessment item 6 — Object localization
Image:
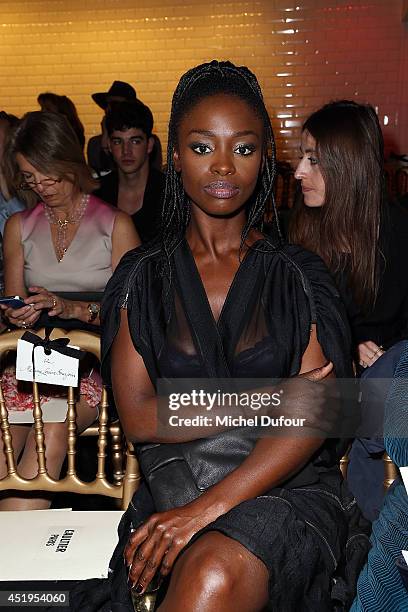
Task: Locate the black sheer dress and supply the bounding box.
[90,238,369,611]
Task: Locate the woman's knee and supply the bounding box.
[176,545,235,595]
[170,532,268,602]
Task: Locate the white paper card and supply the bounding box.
[402,551,408,566]
[15,339,37,382]
[400,467,408,494]
[16,338,80,387]
[0,510,123,581]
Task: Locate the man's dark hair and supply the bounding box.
[162,60,279,256]
[105,100,154,138]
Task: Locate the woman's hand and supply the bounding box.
[357,341,385,369]
[125,500,220,594]
[273,362,338,435]
[0,301,41,329]
[27,286,72,319]
[0,287,76,327]
[0,286,101,329]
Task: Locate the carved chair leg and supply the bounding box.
[121,442,141,510]
[383,453,398,491]
[111,425,124,485]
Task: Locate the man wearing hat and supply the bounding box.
[88,81,162,176]
[88,81,137,175]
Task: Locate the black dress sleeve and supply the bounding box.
[281,244,354,379]
[100,245,157,385]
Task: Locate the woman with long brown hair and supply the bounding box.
[290,100,408,369]
[290,100,408,522]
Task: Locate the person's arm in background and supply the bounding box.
[110,210,140,269]
[331,268,385,370]
[0,212,36,327]
[357,341,385,369]
[0,198,25,237]
[3,212,26,297]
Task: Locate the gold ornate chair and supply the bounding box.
[0,328,140,509]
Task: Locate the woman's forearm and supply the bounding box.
[114,391,264,443]
[62,300,101,325]
[114,369,332,444]
[186,435,324,518]
[113,311,333,444]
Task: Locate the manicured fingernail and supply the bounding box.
[135,584,143,594]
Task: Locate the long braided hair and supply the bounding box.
[161,60,281,261]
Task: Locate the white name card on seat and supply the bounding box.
[16,338,79,387]
[0,510,123,581]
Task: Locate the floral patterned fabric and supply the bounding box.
[1,365,102,411]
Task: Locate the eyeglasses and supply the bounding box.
[19,176,62,191]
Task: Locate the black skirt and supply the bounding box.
[72,480,368,612]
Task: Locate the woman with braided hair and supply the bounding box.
[89,61,368,611]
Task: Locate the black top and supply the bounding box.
[102,239,353,382]
[336,202,408,348]
[101,238,353,491]
[93,167,165,243]
[397,191,408,211]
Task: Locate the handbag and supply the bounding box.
[137,429,259,511]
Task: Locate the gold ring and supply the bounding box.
[21,321,27,329]
[51,297,57,309]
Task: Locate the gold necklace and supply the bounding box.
[44,193,89,262]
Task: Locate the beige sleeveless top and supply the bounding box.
[21,195,117,292]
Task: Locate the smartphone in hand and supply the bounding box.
[0,296,27,309]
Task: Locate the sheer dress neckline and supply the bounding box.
[181,237,266,327]
[172,238,270,377]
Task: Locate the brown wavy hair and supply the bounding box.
[4,111,97,207]
[289,100,384,310]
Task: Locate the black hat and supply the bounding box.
[91,81,137,110]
